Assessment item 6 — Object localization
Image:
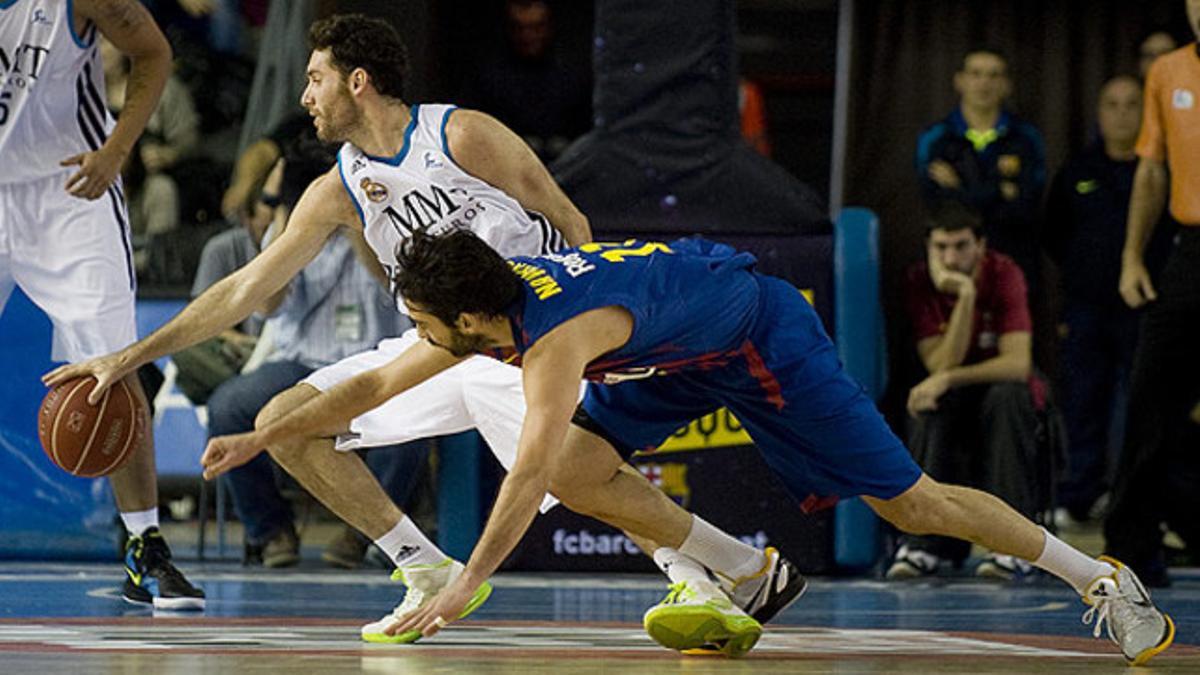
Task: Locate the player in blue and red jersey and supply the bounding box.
[201,231,1174,665]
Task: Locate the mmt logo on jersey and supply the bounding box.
[382,184,464,236]
[0,42,51,84]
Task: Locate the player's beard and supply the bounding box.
[314,90,361,143]
[440,329,493,358]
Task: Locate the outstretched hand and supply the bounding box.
[201,432,266,480]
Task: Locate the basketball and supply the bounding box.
[37,377,144,478]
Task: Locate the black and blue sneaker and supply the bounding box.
[122,527,205,610]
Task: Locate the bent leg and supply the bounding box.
[257,384,405,540]
[547,426,693,546]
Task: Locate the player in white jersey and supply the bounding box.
[1,0,204,609]
[49,14,798,646]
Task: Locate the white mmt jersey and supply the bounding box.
[1,0,114,185]
[337,103,566,310]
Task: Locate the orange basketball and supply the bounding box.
[38,377,144,478]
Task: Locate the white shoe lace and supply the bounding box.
[1082,597,1115,641]
[1082,580,1136,643]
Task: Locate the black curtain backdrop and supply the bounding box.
[843,0,1190,420]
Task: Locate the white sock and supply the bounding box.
[120,508,159,536]
[652,547,712,587]
[1032,528,1115,595]
[374,517,446,568]
[678,515,766,583]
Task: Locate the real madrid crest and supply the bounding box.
[361,177,389,202]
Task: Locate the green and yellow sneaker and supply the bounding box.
[360,558,492,644]
[643,579,762,658]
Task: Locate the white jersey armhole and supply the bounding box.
[440,105,459,165]
[336,152,367,228]
[66,0,95,49]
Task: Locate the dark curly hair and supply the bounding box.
[308,14,408,100]
[394,230,523,326]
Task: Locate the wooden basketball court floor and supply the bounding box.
[0,561,1197,673]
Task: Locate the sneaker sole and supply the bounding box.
[1131,613,1175,666]
[153,596,206,611]
[121,593,206,611]
[643,605,762,658]
[263,552,301,569]
[361,580,494,644]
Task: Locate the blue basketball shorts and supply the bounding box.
[578,274,923,510]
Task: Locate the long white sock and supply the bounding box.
[678,515,766,583]
[1032,528,1115,595]
[652,547,712,587]
[120,508,159,536]
[373,517,446,568]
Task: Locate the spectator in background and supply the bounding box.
[207,117,430,569]
[458,0,590,163]
[888,203,1042,582]
[101,37,199,276]
[1044,76,1175,525]
[1106,2,1200,587]
[1139,31,1178,80]
[916,48,1046,285]
[739,78,771,157]
[221,111,315,225]
[144,0,268,55]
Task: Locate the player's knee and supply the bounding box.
[872,477,953,535]
[254,387,313,456]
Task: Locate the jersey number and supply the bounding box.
[579,240,672,263]
[0,91,11,126]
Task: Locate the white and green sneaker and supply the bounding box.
[361,559,492,644]
[643,578,763,658]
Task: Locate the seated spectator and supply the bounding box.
[1044,76,1175,524]
[209,190,423,567]
[457,0,590,163]
[101,37,199,276]
[888,203,1042,582]
[207,120,428,568]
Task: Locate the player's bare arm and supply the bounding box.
[1120,156,1168,308]
[63,0,171,200]
[387,308,633,638]
[43,170,351,401]
[200,338,466,479]
[447,109,592,245]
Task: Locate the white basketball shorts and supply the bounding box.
[303,328,586,513]
[0,173,136,363]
